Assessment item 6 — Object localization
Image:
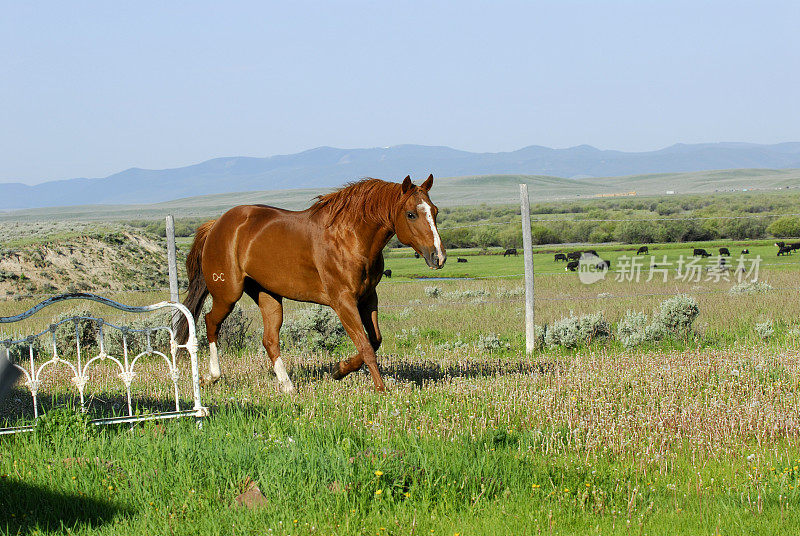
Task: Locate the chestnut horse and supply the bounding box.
[177,175,446,392]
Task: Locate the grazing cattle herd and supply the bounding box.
[551,241,799,275]
[553,249,612,272]
[775,241,800,255]
[404,240,798,277]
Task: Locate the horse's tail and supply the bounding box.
[176,220,216,344]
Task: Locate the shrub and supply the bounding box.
[435,336,469,351]
[103,315,172,358]
[497,288,524,299]
[281,305,346,353]
[614,220,661,244]
[52,309,101,357]
[443,289,491,301]
[754,321,775,340]
[474,227,499,249]
[544,317,580,349]
[196,302,257,353]
[394,327,420,349]
[476,333,510,352]
[767,216,800,238]
[578,312,612,341]
[0,334,47,362]
[729,281,774,295]
[616,310,650,348]
[530,225,560,245]
[424,286,441,298]
[544,312,611,348]
[614,295,700,349]
[651,295,699,336]
[496,226,522,249]
[533,325,545,349]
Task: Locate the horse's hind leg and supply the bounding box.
[245,279,294,393]
[203,295,238,384]
[246,283,294,393]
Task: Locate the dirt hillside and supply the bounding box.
[0,230,174,299]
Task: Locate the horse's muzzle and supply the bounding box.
[422,250,447,270]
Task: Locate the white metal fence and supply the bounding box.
[0,292,208,434]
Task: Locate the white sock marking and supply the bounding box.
[417,202,444,265]
[209,342,221,379]
[274,357,295,393]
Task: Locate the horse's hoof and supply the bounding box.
[201,374,220,386]
[278,381,296,394]
[331,362,345,380]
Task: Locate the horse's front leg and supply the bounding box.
[330,294,386,391]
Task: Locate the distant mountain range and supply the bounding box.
[2,142,800,210]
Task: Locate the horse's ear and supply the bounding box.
[401,175,413,193]
[421,174,434,192]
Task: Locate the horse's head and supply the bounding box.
[393,174,447,269]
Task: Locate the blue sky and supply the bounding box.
[1,1,798,184]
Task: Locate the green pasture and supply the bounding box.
[3,347,800,535]
[382,239,800,279]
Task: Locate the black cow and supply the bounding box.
[554,253,567,262]
[503,248,518,257]
[567,251,581,261]
[693,248,711,258]
[636,246,649,255]
[719,247,730,256]
[566,260,579,271]
[741,249,749,254]
[382,269,392,278]
[595,259,611,270]
[778,246,793,256]
[457,257,468,263]
[583,249,598,257]
[790,242,800,251]
[775,241,786,248]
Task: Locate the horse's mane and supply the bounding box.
[309,178,404,227]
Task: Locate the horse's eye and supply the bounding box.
[406,211,417,220]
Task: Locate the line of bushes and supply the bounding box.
[535,295,701,350]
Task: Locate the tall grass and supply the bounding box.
[3,347,800,534]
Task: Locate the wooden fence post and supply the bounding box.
[519,184,535,355]
[165,215,180,331]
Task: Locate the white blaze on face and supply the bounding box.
[417,202,444,265]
